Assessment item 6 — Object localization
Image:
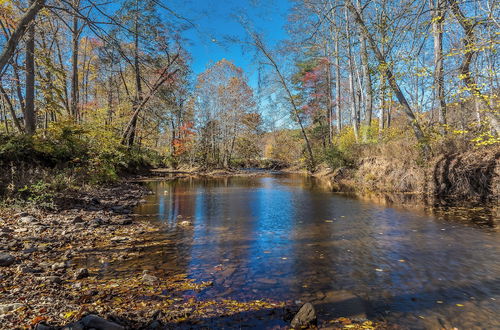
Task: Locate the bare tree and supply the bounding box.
[251,33,316,170]
[344,0,429,153]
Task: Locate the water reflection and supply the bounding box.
[133,174,500,329]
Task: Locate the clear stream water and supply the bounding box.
[128,174,499,329]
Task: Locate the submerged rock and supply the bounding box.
[291,302,317,328]
[0,253,15,266]
[142,273,158,284]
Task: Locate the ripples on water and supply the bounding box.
[126,174,499,329]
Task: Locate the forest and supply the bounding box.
[0,0,499,329]
[0,0,498,197]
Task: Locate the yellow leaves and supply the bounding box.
[62,310,78,319]
[456,303,465,307]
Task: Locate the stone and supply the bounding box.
[51,262,66,271]
[75,268,89,280]
[19,216,38,224]
[62,321,84,330]
[147,320,163,329]
[72,216,84,224]
[110,236,129,243]
[179,220,192,227]
[0,253,15,266]
[91,218,105,227]
[0,303,24,315]
[111,206,131,214]
[256,278,278,285]
[80,314,124,330]
[34,323,51,330]
[321,290,368,321]
[0,227,13,233]
[142,273,158,284]
[291,302,317,328]
[44,276,63,284]
[116,218,132,225]
[17,265,39,274]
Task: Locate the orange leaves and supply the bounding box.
[30,315,47,326]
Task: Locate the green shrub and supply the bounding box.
[323,145,350,170]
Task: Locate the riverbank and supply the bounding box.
[0,177,387,329]
[313,148,500,207]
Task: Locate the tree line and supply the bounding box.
[0,0,498,172]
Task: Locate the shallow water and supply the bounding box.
[131,174,499,329]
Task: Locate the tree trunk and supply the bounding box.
[447,0,500,135]
[335,27,342,132]
[24,0,36,135]
[127,2,143,146]
[0,0,46,77]
[430,0,447,131]
[358,0,373,141]
[70,2,80,121]
[345,6,359,141]
[253,34,316,170]
[325,42,333,144]
[0,84,23,132]
[379,72,385,138]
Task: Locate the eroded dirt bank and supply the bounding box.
[317,149,499,206]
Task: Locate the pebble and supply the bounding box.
[51,262,66,271]
[0,253,15,266]
[44,276,63,284]
[74,268,89,280]
[291,302,317,328]
[110,236,129,242]
[19,216,38,224]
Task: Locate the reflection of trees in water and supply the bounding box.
[131,175,500,326]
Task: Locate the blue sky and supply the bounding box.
[169,0,293,87]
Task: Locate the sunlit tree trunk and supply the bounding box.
[357,0,373,141]
[430,0,447,132]
[344,6,359,141]
[70,0,81,121]
[25,0,37,135]
[126,0,143,146]
[334,27,342,132]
